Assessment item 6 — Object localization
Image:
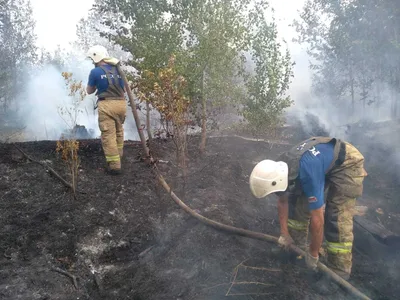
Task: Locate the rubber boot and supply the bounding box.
[104,162,122,175]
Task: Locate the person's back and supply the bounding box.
[297,141,335,210]
[88,64,125,100]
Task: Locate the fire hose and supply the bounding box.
[114,61,372,300]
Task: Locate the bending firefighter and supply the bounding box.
[249,137,367,293]
[86,45,127,175]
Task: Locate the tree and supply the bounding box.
[174,0,252,153]
[294,0,400,120]
[0,0,37,112]
[92,0,257,153]
[242,5,294,137]
[137,55,191,179]
[91,0,295,151]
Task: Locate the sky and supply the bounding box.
[30,0,95,51]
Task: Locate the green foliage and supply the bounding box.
[91,0,294,147]
[138,55,190,174]
[242,7,294,135]
[93,0,182,72]
[176,0,252,132]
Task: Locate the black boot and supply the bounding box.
[104,165,122,175]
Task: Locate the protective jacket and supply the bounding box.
[97,65,125,100]
[278,137,346,182]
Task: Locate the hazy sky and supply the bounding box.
[31,0,94,51]
[30,0,306,53]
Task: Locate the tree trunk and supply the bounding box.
[200,99,207,154]
[199,71,207,154]
[174,122,188,197]
[146,101,152,140]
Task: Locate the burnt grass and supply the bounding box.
[1,135,400,300]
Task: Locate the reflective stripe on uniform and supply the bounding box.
[288,219,309,231]
[326,241,352,254]
[106,155,120,162]
[117,144,124,149]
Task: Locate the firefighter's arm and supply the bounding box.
[277,192,289,236]
[87,69,97,95]
[298,152,325,268]
[276,192,294,248]
[309,207,324,257]
[86,85,96,94]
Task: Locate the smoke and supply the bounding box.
[284,42,400,186]
[285,45,397,134]
[283,49,345,139]
[16,52,146,141]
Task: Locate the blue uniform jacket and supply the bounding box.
[87,64,125,95]
[298,143,334,211]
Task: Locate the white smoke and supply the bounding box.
[17,51,145,141]
[284,45,398,141]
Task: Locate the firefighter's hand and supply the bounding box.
[278,234,294,250]
[305,251,319,270]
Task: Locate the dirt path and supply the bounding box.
[0,136,399,299]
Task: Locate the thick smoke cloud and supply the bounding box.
[16,53,145,141]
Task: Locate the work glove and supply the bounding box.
[305,251,319,271]
[278,234,294,250]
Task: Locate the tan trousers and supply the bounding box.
[288,142,367,278]
[98,100,127,170]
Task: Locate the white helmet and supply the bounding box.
[249,159,288,198]
[87,45,109,63]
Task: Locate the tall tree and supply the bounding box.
[0,0,37,112]
[174,0,252,153]
[242,5,294,137]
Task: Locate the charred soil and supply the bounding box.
[0,135,400,300]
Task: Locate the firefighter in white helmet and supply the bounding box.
[86,45,127,175]
[249,137,367,294]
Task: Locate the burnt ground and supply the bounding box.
[0,134,400,300]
